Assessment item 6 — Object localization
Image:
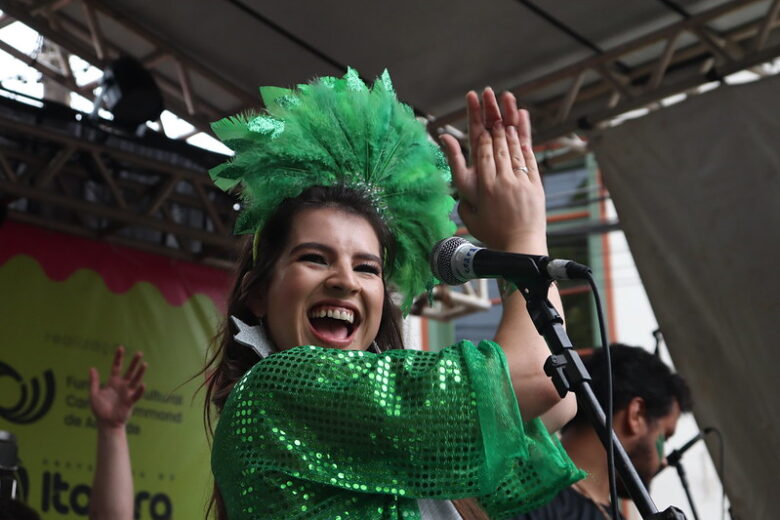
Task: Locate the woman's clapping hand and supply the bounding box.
[440,88,547,255]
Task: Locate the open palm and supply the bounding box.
[440,88,547,254]
[89,346,147,429]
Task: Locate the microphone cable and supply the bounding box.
[584,272,619,520]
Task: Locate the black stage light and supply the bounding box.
[93,56,164,130]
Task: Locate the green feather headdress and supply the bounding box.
[209,68,456,314]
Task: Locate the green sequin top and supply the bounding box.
[212,340,584,519]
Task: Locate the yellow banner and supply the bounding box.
[0,223,230,519]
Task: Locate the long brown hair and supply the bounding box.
[203,185,404,519]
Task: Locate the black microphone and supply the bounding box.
[665,427,714,467]
[430,237,591,285]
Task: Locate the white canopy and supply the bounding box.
[592,74,780,518]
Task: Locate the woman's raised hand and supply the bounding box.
[89,346,147,429]
[440,88,547,255]
[441,89,576,427]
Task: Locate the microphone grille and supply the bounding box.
[430,237,468,285]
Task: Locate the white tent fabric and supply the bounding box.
[591,75,780,519]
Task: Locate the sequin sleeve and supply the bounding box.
[212,340,582,519]
[477,418,585,518]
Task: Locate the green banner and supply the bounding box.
[0,222,230,519]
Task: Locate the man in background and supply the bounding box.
[516,344,693,519]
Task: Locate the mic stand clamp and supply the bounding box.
[516,277,687,520]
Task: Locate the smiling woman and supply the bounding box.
[213,183,405,365]
[251,207,385,352]
[202,69,584,520]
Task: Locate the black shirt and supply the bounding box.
[512,487,625,520]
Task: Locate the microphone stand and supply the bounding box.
[514,275,686,520]
[661,429,712,520]
[668,461,699,520]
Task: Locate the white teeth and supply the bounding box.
[309,307,354,324]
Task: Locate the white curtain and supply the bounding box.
[591,75,780,520]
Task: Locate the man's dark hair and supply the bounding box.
[566,344,692,429]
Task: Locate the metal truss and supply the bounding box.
[0,98,239,268]
[0,0,258,137]
[429,0,780,144]
[3,0,778,149]
[4,0,779,149]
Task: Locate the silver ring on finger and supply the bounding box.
[513,166,529,174]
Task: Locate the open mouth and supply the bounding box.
[307,305,360,346]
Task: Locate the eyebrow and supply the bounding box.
[290,242,382,265]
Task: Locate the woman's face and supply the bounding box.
[254,207,385,351]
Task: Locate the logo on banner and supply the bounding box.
[0,362,56,424]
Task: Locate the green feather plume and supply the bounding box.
[210,68,456,314]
